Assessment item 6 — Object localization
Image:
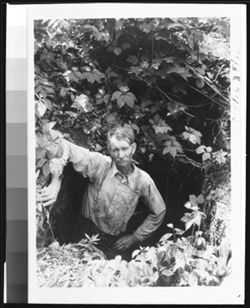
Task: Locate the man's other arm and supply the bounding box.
[132,176,166,242]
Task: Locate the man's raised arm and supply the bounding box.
[38,135,109,207]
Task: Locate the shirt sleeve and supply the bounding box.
[133,176,166,242]
[55,138,109,182]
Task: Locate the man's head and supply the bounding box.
[107,124,136,169]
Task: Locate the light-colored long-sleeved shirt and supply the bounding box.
[55,139,166,242]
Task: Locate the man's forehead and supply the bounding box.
[109,135,131,147]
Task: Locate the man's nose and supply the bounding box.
[118,150,124,159]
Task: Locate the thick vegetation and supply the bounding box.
[34,17,232,287]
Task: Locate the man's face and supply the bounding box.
[108,136,136,168]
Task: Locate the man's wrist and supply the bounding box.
[132,232,141,243]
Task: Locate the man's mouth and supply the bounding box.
[116,160,127,164]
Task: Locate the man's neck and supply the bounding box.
[116,163,133,176]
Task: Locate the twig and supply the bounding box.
[183,110,195,118]
[184,62,229,104]
[186,84,227,108]
[41,203,56,242]
[176,154,202,169]
[212,121,223,144]
[214,64,225,82]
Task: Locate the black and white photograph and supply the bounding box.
[27,3,245,304]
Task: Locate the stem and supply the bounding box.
[191,224,195,243]
[186,84,227,108]
[214,64,225,82]
[184,62,229,104]
[176,154,202,169]
[155,85,181,105]
[41,203,56,242]
[172,227,176,242]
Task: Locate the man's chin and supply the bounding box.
[116,161,129,167]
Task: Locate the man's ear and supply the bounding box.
[131,142,136,155]
[107,141,111,153]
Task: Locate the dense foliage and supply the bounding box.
[37,201,232,287]
[34,17,232,286]
[34,17,230,183]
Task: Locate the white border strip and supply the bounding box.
[4,261,7,303]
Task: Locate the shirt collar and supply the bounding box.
[110,161,139,181]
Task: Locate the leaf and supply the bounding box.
[36,157,46,168]
[166,64,193,81]
[119,85,129,93]
[84,233,91,241]
[189,134,200,144]
[115,19,123,31]
[183,127,202,145]
[188,272,198,286]
[161,268,174,277]
[113,47,122,56]
[159,233,173,243]
[189,194,197,206]
[132,249,141,259]
[174,228,184,235]
[81,70,104,84]
[36,135,48,148]
[162,147,170,155]
[127,55,139,65]
[111,91,122,101]
[65,111,78,117]
[67,72,80,82]
[132,123,140,134]
[42,162,51,178]
[42,122,57,135]
[72,94,90,112]
[182,131,190,140]
[117,95,126,108]
[196,145,206,154]
[153,123,172,134]
[184,201,192,209]
[169,147,177,158]
[124,92,136,108]
[202,152,211,161]
[185,219,194,231]
[36,147,46,159]
[196,194,204,204]
[35,100,47,117]
[59,87,67,97]
[121,42,131,49]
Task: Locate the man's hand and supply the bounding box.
[113,234,139,251]
[37,176,62,207]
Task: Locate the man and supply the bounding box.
[38,124,166,260]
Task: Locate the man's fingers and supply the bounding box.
[40,194,53,201]
[113,240,123,249]
[39,192,50,199]
[38,187,49,193]
[43,199,56,207]
[114,240,127,250]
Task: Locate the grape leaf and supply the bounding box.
[127,55,138,65]
[114,47,122,56]
[111,91,123,101]
[35,100,47,118]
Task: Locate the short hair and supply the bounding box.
[107,124,135,145]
